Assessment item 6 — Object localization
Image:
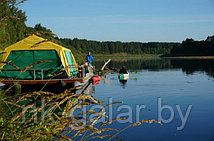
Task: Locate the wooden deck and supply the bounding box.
[0,74,93,85]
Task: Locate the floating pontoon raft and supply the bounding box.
[0,35,93,88]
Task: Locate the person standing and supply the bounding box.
[85,52,94,73]
[86,52,93,64]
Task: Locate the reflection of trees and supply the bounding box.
[94,59,173,71]
[94,59,214,78]
[170,59,214,78]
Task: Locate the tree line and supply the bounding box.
[0,0,214,56]
[58,38,179,55]
[167,36,214,56]
[0,0,27,49]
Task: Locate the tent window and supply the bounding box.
[64,50,77,77]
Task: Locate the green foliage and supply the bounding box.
[169,36,214,56]
[58,38,179,55]
[0,0,28,49]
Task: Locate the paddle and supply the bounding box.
[132,72,137,74]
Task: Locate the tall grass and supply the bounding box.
[0,87,162,141]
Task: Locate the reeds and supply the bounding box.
[0,60,54,94]
[0,90,119,140]
[0,0,14,5]
[20,60,51,74]
[0,61,21,70]
[0,88,162,141]
[28,31,58,37]
[16,0,27,5]
[0,16,20,21]
[0,0,28,5]
[31,39,49,48]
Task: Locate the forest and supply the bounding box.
[166,36,214,56]
[0,0,214,56]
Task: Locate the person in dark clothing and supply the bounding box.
[119,66,128,74]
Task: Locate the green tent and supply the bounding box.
[0,35,78,80]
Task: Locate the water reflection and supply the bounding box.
[77,82,95,95]
[0,80,97,96]
[118,73,129,88]
[94,58,214,78]
[93,58,214,141]
[119,80,128,88]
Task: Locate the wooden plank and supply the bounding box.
[0,74,93,85]
[101,59,111,70]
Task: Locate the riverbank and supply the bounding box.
[161,56,214,59]
[75,54,161,61]
[75,54,214,65]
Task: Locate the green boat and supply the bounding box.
[119,73,129,80]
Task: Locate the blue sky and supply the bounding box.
[19,0,214,42]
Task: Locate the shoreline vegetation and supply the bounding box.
[77,54,214,59]
[161,56,214,59]
[1,1,214,58]
[75,54,214,63]
[76,54,161,61]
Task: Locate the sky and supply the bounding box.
[19,0,214,42]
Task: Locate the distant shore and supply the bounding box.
[75,54,161,61]
[76,54,214,59]
[161,56,214,59]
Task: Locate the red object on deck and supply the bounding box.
[91,76,101,85]
[91,76,101,82]
[93,80,100,85]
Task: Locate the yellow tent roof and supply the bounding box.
[3,34,71,52]
[1,34,78,76]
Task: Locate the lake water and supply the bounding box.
[91,58,214,141]
[1,58,214,141]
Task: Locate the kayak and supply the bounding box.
[119,73,129,80]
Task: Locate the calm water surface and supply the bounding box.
[92,58,214,141]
